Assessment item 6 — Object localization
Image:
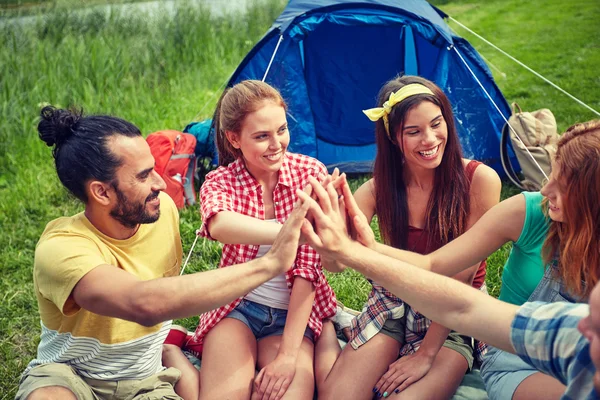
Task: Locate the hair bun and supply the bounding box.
[38,105,82,147]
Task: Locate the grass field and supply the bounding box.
[1,0,598,397]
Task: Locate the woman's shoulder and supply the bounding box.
[203,163,238,186]
[521,191,546,217]
[463,159,501,190]
[354,178,376,209]
[356,177,375,194]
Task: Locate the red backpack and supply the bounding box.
[147,130,197,209]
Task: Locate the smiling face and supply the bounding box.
[578,282,600,392]
[540,162,565,222]
[396,101,448,171]
[226,101,290,183]
[108,135,166,228]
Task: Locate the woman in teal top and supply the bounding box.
[346,120,600,400]
[497,191,548,306]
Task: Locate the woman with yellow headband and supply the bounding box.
[315,75,501,399]
[330,119,600,400]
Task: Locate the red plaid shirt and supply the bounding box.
[190,152,337,344]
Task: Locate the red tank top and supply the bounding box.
[407,160,487,289]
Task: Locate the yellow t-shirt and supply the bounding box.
[26,192,182,380]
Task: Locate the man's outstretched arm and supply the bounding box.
[297,180,518,353]
[72,199,311,327]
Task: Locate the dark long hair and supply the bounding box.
[542,120,600,298]
[38,105,141,202]
[372,75,470,249]
[213,80,287,166]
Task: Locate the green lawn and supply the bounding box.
[1,0,599,397]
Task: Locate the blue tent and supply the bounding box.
[226,0,514,173]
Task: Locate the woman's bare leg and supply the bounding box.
[316,332,401,400]
[512,372,565,400]
[199,319,257,400]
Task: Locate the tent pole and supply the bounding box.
[449,16,600,117]
[262,35,284,82]
[451,45,549,181]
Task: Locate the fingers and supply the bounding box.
[330,172,346,193]
[296,183,313,206]
[254,369,265,398]
[263,375,277,400]
[395,376,418,394]
[307,176,333,213]
[274,198,310,248]
[353,214,374,247]
[296,189,327,223]
[257,372,273,400]
[341,177,362,218]
[271,377,291,400]
[332,167,340,180]
[339,195,347,222]
[301,219,323,249]
[376,370,408,398]
[286,194,311,225]
[325,182,339,214]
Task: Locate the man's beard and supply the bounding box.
[110,184,161,229]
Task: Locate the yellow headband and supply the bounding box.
[363,83,435,139]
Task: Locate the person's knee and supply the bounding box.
[26,386,77,400]
[162,343,183,357]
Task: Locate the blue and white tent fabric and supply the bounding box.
[225,0,514,173]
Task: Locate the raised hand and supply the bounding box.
[265,197,311,274]
[296,176,353,264]
[338,177,376,249]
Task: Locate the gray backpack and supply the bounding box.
[500,103,558,191]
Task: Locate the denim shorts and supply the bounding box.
[226,299,314,342]
[480,345,538,400]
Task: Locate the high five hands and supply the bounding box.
[295,173,376,269]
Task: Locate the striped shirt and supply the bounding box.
[24,192,182,380]
[511,301,597,400]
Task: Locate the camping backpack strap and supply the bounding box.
[171,152,197,207]
[500,118,527,191]
[500,103,557,191]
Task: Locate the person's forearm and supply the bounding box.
[417,263,478,358]
[321,259,346,273]
[279,277,316,358]
[133,257,279,326]
[374,242,433,271]
[338,243,518,353]
[418,322,451,360]
[208,211,282,245]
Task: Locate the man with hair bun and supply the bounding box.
[16,106,311,400]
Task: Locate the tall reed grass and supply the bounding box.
[0,1,287,396]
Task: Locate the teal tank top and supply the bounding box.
[497,192,550,305]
